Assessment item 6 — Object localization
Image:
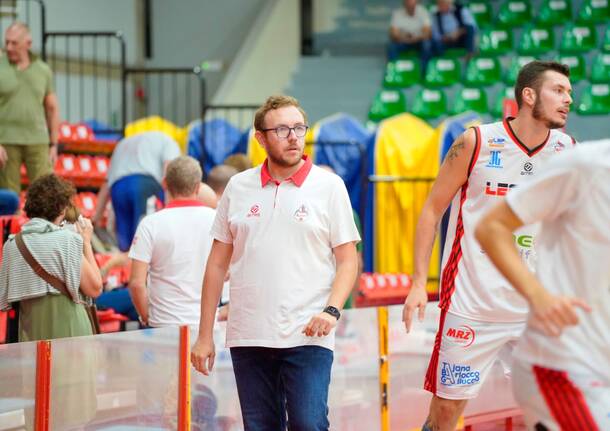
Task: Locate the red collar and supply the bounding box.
[260,155,312,188]
[164,199,206,209]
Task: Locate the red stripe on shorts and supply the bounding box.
[424,308,448,395]
[533,365,599,431]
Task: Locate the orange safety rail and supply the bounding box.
[35,340,52,431]
[177,325,191,431]
[355,273,412,307]
[0,311,6,344]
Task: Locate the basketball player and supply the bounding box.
[402,61,574,430]
[475,141,610,430]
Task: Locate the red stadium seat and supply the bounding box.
[355,273,412,307]
[97,308,129,333]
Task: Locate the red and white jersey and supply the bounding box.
[440,118,575,322]
[507,141,610,381]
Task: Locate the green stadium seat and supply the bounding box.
[480,27,514,56]
[492,86,516,118]
[537,0,572,26]
[444,48,468,58]
[498,0,533,27]
[424,57,461,87]
[452,87,489,114]
[518,24,556,55]
[467,1,493,27]
[505,56,537,84]
[368,90,407,122]
[591,54,610,83]
[465,56,502,87]
[411,88,447,119]
[577,0,610,23]
[603,27,610,52]
[556,53,587,82]
[560,22,598,53]
[383,59,421,88]
[577,83,610,115]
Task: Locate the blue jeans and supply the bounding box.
[433,24,477,55]
[110,174,164,251]
[230,346,333,431]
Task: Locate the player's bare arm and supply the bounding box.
[403,128,477,332]
[476,201,591,337]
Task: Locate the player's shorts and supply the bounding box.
[512,359,610,431]
[424,310,525,400]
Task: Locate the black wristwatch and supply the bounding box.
[323,305,341,321]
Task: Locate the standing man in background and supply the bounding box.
[191,95,360,430]
[0,22,59,193]
[93,131,181,253]
[128,156,216,328]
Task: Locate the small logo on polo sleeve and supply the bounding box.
[294,204,309,221]
[247,204,261,217]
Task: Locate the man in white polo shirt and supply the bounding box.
[475,141,610,430]
[191,95,360,430]
[128,156,216,327]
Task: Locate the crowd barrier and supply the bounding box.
[0,304,520,430]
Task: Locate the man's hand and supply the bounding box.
[217,304,229,322]
[0,145,8,168]
[302,312,337,337]
[529,289,592,337]
[191,337,216,376]
[48,145,58,165]
[402,285,428,333]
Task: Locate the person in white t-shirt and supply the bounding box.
[191,95,360,430]
[388,0,432,71]
[128,156,216,328]
[475,141,610,431]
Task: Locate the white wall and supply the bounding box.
[213,0,300,107]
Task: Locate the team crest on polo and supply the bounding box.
[294,204,309,221]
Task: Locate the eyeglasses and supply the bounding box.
[261,125,308,139]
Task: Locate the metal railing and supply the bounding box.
[43,31,126,136]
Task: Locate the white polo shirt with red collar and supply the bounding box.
[212,156,360,351]
[129,199,216,327]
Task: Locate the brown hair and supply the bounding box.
[207,164,238,195]
[24,174,76,221]
[165,156,202,197]
[253,95,307,131]
[514,60,570,108]
[223,153,252,172]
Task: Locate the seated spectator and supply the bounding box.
[432,0,477,58]
[92,131,181,252]
[0,174,103,341]
[128,156,216,328]
[207,164,238,199]
[223,152,252,172]
[388,0,433,71]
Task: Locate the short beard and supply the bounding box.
[532,98,564,129]
[267,151,303,168]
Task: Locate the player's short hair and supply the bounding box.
[253,95,307,131]
[165,156,202,197]
[207,164,238,195]
[515,61,570,108]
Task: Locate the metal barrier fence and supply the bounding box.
[124,67,204,128]
[368,175,439,294]
[0,0,45,56]
[43,31,126,136]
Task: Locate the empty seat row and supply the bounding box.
[466,0,609,27]
[369,83,610,121]
[384,53,610,89]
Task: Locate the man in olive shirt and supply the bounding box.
[0,22,59,193]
